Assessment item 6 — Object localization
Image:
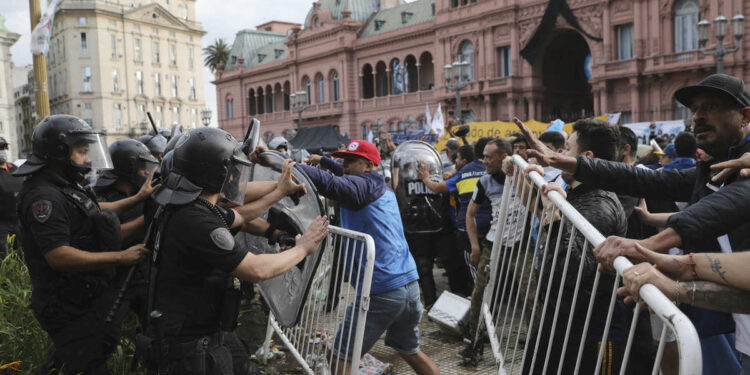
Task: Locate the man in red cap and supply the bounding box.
[301,140,439,374]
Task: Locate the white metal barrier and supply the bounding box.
[261,225,376,375]
[478,155,702,375]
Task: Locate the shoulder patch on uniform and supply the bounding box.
[210,227,235,251]
[32,200,53,223]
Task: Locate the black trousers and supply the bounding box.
[405,232,438,307]
[449,230,475,297]
[158,332,258,375]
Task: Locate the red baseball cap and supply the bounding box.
[332,140,381,166]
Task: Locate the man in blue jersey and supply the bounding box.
[287,140,439,374]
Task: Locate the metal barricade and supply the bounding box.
[478,155,702,375]
[261,225,376,375]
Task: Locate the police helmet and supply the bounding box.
[137,134,168,160]
[149,127,172,140]
[96,139,159,189]
[15,114,113,178]
[164,132,185,155]
[0,136,8,148]
[269,136,289,151]
[155,127,251,205]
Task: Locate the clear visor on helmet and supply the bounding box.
[221,155,252,205]
[65,132,113,170]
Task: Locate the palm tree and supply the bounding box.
[203,38,231,73]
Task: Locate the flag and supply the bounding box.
[424,103,432,131]
[30,0,59,56]
[608,112,622,125]
[367,129,374,143]
[431,103,444,137]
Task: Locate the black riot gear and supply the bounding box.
[14,115,113,182]
[156,127,251,206]
[95,139,159,189]
[137,134,168,160]
[391,141,445,233]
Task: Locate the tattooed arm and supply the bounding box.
[630,245,750,290]
[619,262,750,314]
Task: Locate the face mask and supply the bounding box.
[0,150,7,163]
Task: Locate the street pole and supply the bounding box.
[29,0,50,125]
[297,110,302,131]
[716,53,725,74]
[455,88,462,125]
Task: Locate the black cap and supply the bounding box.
[674,74,750,108]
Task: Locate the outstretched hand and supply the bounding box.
[276,159,307,196]
[633,243,696,281]
[297,216,329,255]
[250,145,270,166]
[136,168,160,200]
[512,117,558,167]
[711,152,750,182]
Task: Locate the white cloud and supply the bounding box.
[1,0,310,127]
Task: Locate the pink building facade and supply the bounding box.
[214,0,749,141]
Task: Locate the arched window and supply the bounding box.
[317,75,325,103]
[331,71,340,101]
[674,0,699,52]
[265,85,274,113]
[225,95,233,119]
[248,89,256,115]
[304,78,312,105]
[459,40,475,81]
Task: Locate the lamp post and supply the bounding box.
[698,13,746,74]
[443,60,471,124]
[291,90,308,130]
[201,107,212,127]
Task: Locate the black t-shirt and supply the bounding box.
[18,170,112,308]
[154,200,247,337]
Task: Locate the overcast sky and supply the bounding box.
[1,0,311,127]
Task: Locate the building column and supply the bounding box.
[372,71,378,96]
[528,97,536,120]
[416,63,422,91]
[507,94,515,120]
[484,96,492,121]
[593,87,601,115]
[600,83,609,114]
[629,77,640,122]
[359,74,364,99]
[603,5,611,62]
[386,68,391,96]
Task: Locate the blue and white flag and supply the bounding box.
[30,0,59,56]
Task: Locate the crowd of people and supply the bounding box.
[3,72,750,375]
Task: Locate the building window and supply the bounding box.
[170,44,177,66]
[497,46,511,77]
[136,71,143,94]
[114,103,123,130]
[154,73,161,96]
[172,106,180,124]
[459,40,475,81]
[171,75,178,97]
[83,103,94,127]
[317,75,325,103]
[111,34,117,58]
[113,69,120,92]
[180,3,188,20]
[305,78,312,105]
[80,32,88,56]
[153,41,160,63]
[138,104,146,122]
[188,48,194,69]
[225,98,233,119]
[156,106,164,126]
[61,35,65,60]
[616,23,634,60]
[78,17,87,25]
[332,72,339,101]
[135,38,142,61]
[82,66,92,92]
[189,78,196,99]
[674,0,699,52]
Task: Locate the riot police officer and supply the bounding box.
[142,127,327,374]
[15,115,150,374]
[0,136,22,257]
[138,133,168,161]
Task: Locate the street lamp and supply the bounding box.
[698,12,746,74]
[201,107,212,127]
[291,90,308,130]
[443,60,471,124]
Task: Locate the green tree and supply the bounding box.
[203,38,231,73]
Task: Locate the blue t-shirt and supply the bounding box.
[445,160,487,231]
[298,159,419,295]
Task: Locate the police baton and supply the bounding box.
[105,206,164,324]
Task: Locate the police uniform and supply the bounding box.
[18,169,126,374]
[0,162,22,256]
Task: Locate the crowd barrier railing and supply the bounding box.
[479,155,702,375]
[260,225,375,375]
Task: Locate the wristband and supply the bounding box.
[674,252,698,280]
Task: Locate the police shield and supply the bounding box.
[234,150,327,327]
[391,141,445,233]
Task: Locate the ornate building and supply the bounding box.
[214,0,747,141]
[0,16,21,159]
[47,0,207,139]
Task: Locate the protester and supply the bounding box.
[294,140,439,374]
[538,131,566,183]
[510,118,630,374]
[461,138,513,364]
[662,132,698,171]
[511,133,530,160]
[511,73,750,374]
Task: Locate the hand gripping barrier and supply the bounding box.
[260,225,376,375]
[477,155,701,375]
